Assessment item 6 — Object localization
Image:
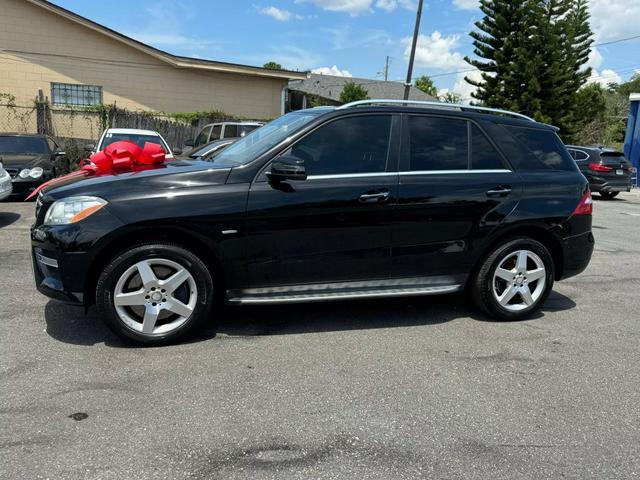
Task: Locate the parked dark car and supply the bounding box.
[0,134,66,199]
[566,145,633,199]
[31,100,594,345]
[176,138,238,162]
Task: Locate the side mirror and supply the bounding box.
[54,150,66,156]
[267,155,307,182]
[172,147,182,156]
[184,139,194,147]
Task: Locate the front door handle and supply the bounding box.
[486,186,512,197]
[359,190,390,203]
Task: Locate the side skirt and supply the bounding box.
[226,275,466,305]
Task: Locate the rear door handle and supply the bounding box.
[359,190,390,203]
[486,186,512,197]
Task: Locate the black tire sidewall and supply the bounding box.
[473,238,554,321]
[96,243,213,345]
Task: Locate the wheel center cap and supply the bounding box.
[150,292,163,302]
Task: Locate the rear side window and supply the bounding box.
[291,115,391,176]
[503,125,575,171]
[471,125,505,170]
[407,116,468,171]
[224,124,238,137]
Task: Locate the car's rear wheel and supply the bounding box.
[96,243,213,345]
[599,191,618,199]
[471,238,554,321]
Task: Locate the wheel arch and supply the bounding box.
[84,224,224,307]
[469,224,564,286]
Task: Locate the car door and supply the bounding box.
[244,113,400,288]
[391,115,522,283]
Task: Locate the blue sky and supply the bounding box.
[54,0,640,100]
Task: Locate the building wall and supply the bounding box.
[0,0,286,119]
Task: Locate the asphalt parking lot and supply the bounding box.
[1,192,640,480]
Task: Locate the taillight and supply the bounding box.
[573,191,593,216]
[589,162,613,172]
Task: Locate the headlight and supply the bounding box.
[44,196,107,225]
[29,167,44,179]
[19,169,31,178]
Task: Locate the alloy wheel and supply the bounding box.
[113,258,197,335]
[492,250,546,312]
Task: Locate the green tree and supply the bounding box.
[339,81,369,103]
[263,61,283,70]
[439,92,463,103]
[415,75,437,97]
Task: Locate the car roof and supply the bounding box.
[104,128,161,135]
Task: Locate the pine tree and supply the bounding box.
[464,0,530,108]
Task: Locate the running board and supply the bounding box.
[226,282,463,305]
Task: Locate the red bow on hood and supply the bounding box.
[26,140,167,200]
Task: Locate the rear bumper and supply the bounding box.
[559,230,594,280]
[586,174,631,193]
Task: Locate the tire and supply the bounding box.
[96,242,214,345]
[471,237,554,321]
[599,191,618,199]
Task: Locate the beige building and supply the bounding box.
[0,0,306,121]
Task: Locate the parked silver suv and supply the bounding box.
[186,121,264,149]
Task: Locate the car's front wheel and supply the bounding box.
[96,243,214,345]
[471,238,554,321]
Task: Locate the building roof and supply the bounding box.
[289,73,436,102]
[26,0,308,81]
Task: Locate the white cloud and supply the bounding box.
[452,0,478,10]
[296,0,414,15]
[296,0,374,15]
[312,65,353,76]
[451,69,484,103]
[587,69,622,87]
[404,31,467,70]
[258,6,303,21]
[588,0,640,41]
[586,47,604,71]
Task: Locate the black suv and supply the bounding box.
[566,145,633,199]
[31,101,594,345]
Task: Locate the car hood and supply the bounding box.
[42,160,233,202]
[0,153,51,169]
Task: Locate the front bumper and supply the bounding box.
[11,177,47,198]
[559,230,594,280]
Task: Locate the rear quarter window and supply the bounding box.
[500,125,576,171]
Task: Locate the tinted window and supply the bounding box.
[224,125,238,138]
[291,115,391,176]
[0,136,49,154]
[574,150,589,161]
[471,125,505,169]
[194,126,211,147]
[504,126,575,171]
[210,125,222,141]
[567,149,577,159]
[407,116,468,171]
[239,125,260,137]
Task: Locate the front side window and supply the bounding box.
[210,125,222,141]
[471,125,506,170]
[51,83,102,106]
[194,126,212,147]
[290,115,392,176]
[407,116,468,171]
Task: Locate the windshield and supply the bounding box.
[214,110,328,165]
[101,133,170,153]
[0,136,49,154]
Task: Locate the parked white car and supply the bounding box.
[0,162,13,200]
[93,128,175,158]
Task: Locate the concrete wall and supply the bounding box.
[0,0,286,119]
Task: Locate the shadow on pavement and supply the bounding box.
[0,212,20,228]
[44,290,576,347]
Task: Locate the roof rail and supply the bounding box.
[336,99,536,122]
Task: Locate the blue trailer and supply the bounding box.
[623,93,640,187]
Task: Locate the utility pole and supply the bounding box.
[383,56,390,81]
[403,0,424,100]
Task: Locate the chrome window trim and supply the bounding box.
[307,172,398,180]
[400,169,512,175]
